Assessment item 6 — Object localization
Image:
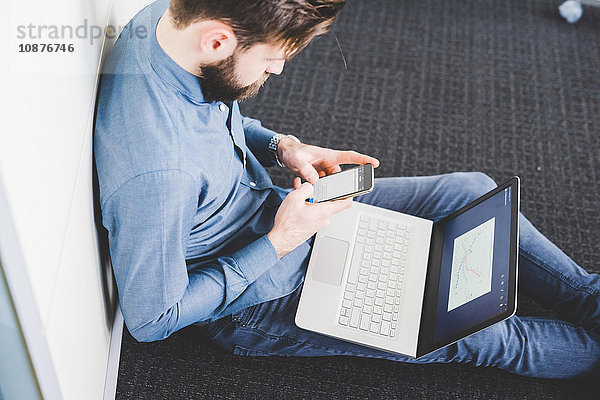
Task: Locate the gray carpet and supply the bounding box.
[116,0,600,398]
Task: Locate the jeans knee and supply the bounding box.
[434,172,497,213]
[447,172,497,201]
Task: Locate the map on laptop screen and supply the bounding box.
[447,217,495,312]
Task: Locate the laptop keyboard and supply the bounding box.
[338,214,411,338]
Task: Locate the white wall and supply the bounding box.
[0,1,152,398]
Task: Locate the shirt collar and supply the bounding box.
[148,0,207,103]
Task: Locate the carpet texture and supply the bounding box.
[116,0,600,398]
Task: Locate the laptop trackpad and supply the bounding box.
[311,237,349,286]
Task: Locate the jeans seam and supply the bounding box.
[236,323,362,355]
[233,323,431,360]
[520,248,600,297]
[520,318,600,343]
[520,317,577,328]
[234,345,277,356]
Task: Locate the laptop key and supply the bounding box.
[360,314,370,330]
[346,243,364,285]
[349,313,360,328]
[370,322,380,333]
[381,321,390,336]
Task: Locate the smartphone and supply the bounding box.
[307,164,374,203]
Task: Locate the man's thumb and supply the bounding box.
[295,181,314,199]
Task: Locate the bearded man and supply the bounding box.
[94,0,600,378]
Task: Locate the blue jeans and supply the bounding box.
[197,172,600,379]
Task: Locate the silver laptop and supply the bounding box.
[296,177,520,358]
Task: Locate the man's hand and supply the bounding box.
[267,177,353,258]
[277,138,380,184]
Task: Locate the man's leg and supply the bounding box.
[198,284,599,378]
[197,172,600,378]
[359,173,600,338]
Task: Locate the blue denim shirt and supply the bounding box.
[94,0,309,342]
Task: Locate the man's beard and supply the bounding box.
[199,53,270,103]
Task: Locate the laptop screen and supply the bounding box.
[432,186,513,341]
[416,177,519,357]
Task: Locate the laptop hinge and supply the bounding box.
[415,219,446,358]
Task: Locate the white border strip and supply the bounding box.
[0,171,62,399]
[103,305,123,400]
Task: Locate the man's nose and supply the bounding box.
[266,59,285,75]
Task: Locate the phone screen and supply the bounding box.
[309,165,371,203]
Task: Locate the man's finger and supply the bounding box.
[293,181,314,200]
[335,150,380,168]
[314,198,353,216]
[298,163,320,184]
[293,177,302,190]
[325,165,342,175]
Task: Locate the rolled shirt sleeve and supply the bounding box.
[102,169,279,342]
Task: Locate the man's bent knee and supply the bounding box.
[441,172,497,207]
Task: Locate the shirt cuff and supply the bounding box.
[243,117,279,167]
[231,234,280,283]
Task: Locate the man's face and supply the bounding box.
[199,43,287,103]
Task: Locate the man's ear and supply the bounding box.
[196,20,238,62]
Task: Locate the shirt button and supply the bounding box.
[219,104,227,112]
[249,182,256,187]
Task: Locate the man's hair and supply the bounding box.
[169,0,346,56]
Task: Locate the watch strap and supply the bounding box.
[269,134,300,167]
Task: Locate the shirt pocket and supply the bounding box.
[230,304,259,327]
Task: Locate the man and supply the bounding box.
[95,0,599,378]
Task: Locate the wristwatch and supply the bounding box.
[268,134,300,167]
